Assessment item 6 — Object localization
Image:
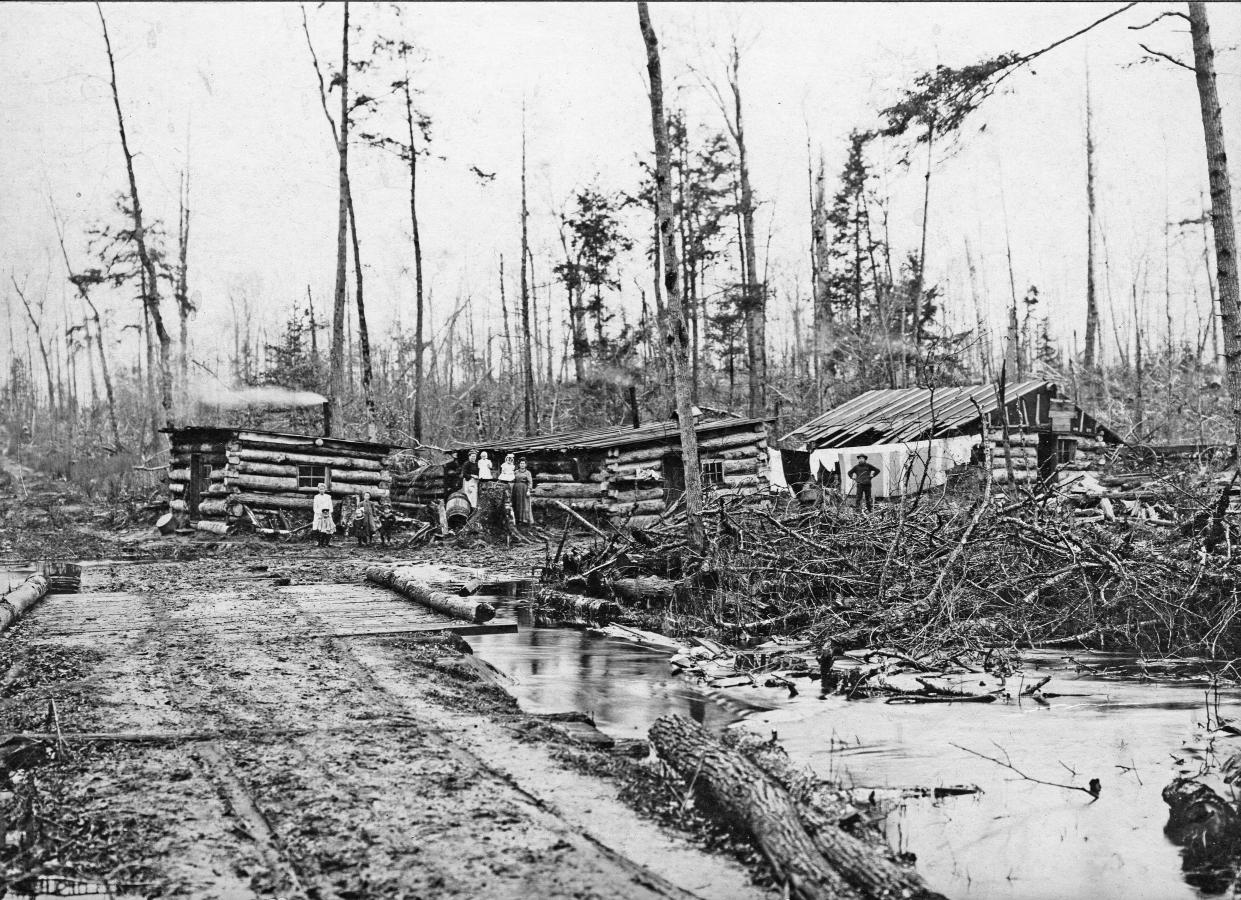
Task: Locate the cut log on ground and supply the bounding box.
[536,588,621,621]
[365,566,496,624]
[650,715,859,900]
[194,521,229,535]
[0,574,49,635]
[610,575,678,607]
[649,715,944,900]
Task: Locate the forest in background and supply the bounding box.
[3,2,1238,500]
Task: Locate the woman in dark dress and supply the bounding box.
[511,458,534,525]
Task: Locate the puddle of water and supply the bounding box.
[470,596,1241,900]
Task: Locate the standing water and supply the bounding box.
[471,592,1241,900]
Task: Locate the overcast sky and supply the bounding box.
[3,1,1239,385]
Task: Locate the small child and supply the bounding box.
[478,451,494,481]
[378,502,397,546]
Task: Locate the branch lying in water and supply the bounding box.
[952,742,1101,801]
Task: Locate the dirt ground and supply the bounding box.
[0,540,775,900]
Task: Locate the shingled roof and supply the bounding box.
[781,381,1122,450]
[462,415,769,454]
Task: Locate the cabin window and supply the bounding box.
[701,460,725,486]
[298,464,328,489]
[1056,439,1077,465]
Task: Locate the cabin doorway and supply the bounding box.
[186,453,211,515]
[1037,434,1059,485]
[662,453,685,507]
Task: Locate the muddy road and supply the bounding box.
[0,545,772,899]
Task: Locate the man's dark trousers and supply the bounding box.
[855,482,873,510]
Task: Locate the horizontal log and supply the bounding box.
[169,468,191,483]
[169,499,189,512]
[704,446,763,461]
[720,458,760,475]
[613,514,663,530]
[536,588,621,621]
[237,448,384,471]
[235,437,390,461]
[697,429,768,452]
[609,498,666,517]
[533,498,608,512]
[535,473,577,483]
[194,520,229,535]
[198,499,229,517]
[169,483,185,495]
[608,487,664,504]
[0,574,50,634]
[229,492,314,511]
[612,444,675,465]
[650,716,860,900]
[532,482,603,498]
[723,474,760,488]
[170,441,226,454]
[365,566,495,624]
[990,469,1039,484]
[226,478,389,500]
[236,461,391,484]
[610,575,677,606]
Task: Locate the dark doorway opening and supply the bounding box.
[662,453,685,507]
[186,453,211,515]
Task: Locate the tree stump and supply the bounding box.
[461,480,528,542]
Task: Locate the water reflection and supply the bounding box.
[471,614,1241,900]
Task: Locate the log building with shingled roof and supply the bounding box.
[459,414,772,530]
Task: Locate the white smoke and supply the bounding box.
[190,382,327,409]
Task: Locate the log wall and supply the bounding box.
[168,429,396,530]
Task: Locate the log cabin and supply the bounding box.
[459,414,772,531]
[778,380,1123,499]
[163,426,401,534]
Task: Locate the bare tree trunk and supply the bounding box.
[810,151,831,410]
[911,122,935,349]
[1189,1,1241,453]
[328,0,351,435]
[1083,66,1100,369]
[176,167,192,400]
[97,4,172,432]
[639,1,704,554]
[11,279,55,410]
[397,79,427,442]
[498,254,512,377]
[346,185,375,438]
[729,44,765,417]
[52,207,120,448]
[520,109,536,435]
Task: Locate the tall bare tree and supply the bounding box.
[520,108,536,435]
[51,202,120,448]
[1083,65,1100,369]
[1188,3,1241,452]
[97,4,172,433]
[638,1,705,553]
[175,166,194,397]
[11,277,55,410]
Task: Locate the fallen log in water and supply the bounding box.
[610,575,678,607]
[0,574,50,634]
[650,715,942,900]
[536,588,621,621]
[365,565,495,624]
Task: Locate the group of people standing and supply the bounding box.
[311,485,397,548]
[460,450,535,525]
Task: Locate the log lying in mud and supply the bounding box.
[536,588,621,621]
[1163,776,1241,875]
[649,715,945,900]
[365,566,495,624]
[610,575,679,607]
[0,574,49,634]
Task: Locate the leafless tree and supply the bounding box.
[638,1,705,553]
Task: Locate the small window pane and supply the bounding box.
[298,465,327,488]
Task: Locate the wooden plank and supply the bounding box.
[333,620,519,637]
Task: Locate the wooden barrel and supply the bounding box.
[445,492,472,529]
[156,512,176,535]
